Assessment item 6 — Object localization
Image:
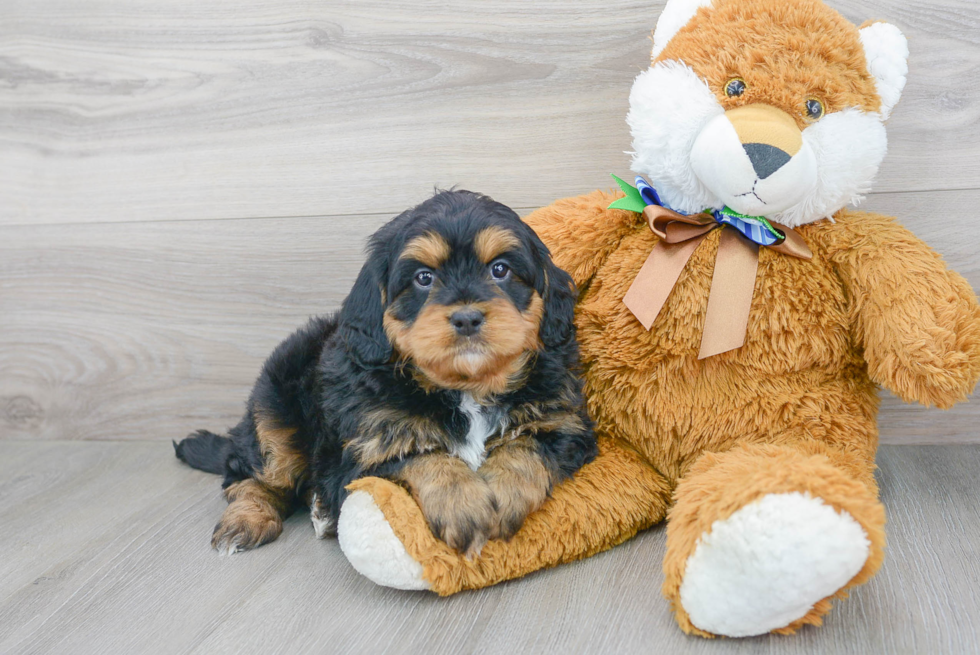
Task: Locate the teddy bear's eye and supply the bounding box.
[725,78,746,97]
[805,98,825,121]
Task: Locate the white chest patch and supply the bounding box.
[452,393,496,470]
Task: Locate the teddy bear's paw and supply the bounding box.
[337,490,431,591]
[679,491,870,637]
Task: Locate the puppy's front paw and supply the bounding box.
[488,480,548,541]
[211,499,282,555]
[480,441,551,541]
[418,477,497,558]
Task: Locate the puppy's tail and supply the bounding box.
[174,430,234,475]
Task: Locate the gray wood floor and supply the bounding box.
[0,443,977,654]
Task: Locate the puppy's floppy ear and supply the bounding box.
[338,258,392,367]
[529,233,577,348]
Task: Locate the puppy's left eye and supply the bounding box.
[490,261,510,280]
[414,270,434,288]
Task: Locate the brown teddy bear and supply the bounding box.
[335,0,980,637]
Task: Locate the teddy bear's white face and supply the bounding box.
[626,0,908,228]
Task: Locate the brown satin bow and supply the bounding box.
[623,205,812,359]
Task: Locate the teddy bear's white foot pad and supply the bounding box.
[679,491,869,637]
[337,490,431,591]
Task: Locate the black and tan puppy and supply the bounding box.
[175,190,597,557]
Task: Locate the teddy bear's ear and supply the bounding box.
[859,22,909,120]
[651,0,714,60]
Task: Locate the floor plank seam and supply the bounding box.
[4,184,979,230]
[0,208,543,230]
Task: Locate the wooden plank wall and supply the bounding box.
[2,0,979,443]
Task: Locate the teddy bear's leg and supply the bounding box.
[337,435,672,594]
[662,441,885,638]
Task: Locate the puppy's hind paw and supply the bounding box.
[211,500,282,555]
[213,532,244,557]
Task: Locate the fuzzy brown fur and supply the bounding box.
[395,452,499,557]
[344,0,980,637]
[347,433,672,590]
[215,479,286,550]
[178,190,596,563]
[346,408,450,468]
[384,294,543,397]
[474,226,522,264]
[357,189,980,623]
[212,415,304,550]
[400,232,451,269]
[478,436,552,539]
[662,443,887,636]
[660,0,881,123]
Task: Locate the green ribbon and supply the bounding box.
[607,174,782,242]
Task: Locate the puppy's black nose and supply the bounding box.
[450,308,484,336]
[743,142,791,179]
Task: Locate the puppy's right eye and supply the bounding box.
[414,270,434,288]
[490,261,510,280]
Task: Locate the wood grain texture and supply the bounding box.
[3,2,978,650]
[0,442,977,654]
[0,211,388,441]
[3,189,980,443]
[1,0,979,225]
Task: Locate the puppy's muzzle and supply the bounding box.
[450,307,485,337]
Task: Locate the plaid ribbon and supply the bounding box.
[620,175,811,358]
[715,209,782,247]
[634,176,783,247]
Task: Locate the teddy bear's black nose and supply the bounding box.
[450,308,484,336]
[743,143,792,180]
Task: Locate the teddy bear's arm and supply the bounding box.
[343,434,672,595]
[524,190,644,289]
[830,212,980,409]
